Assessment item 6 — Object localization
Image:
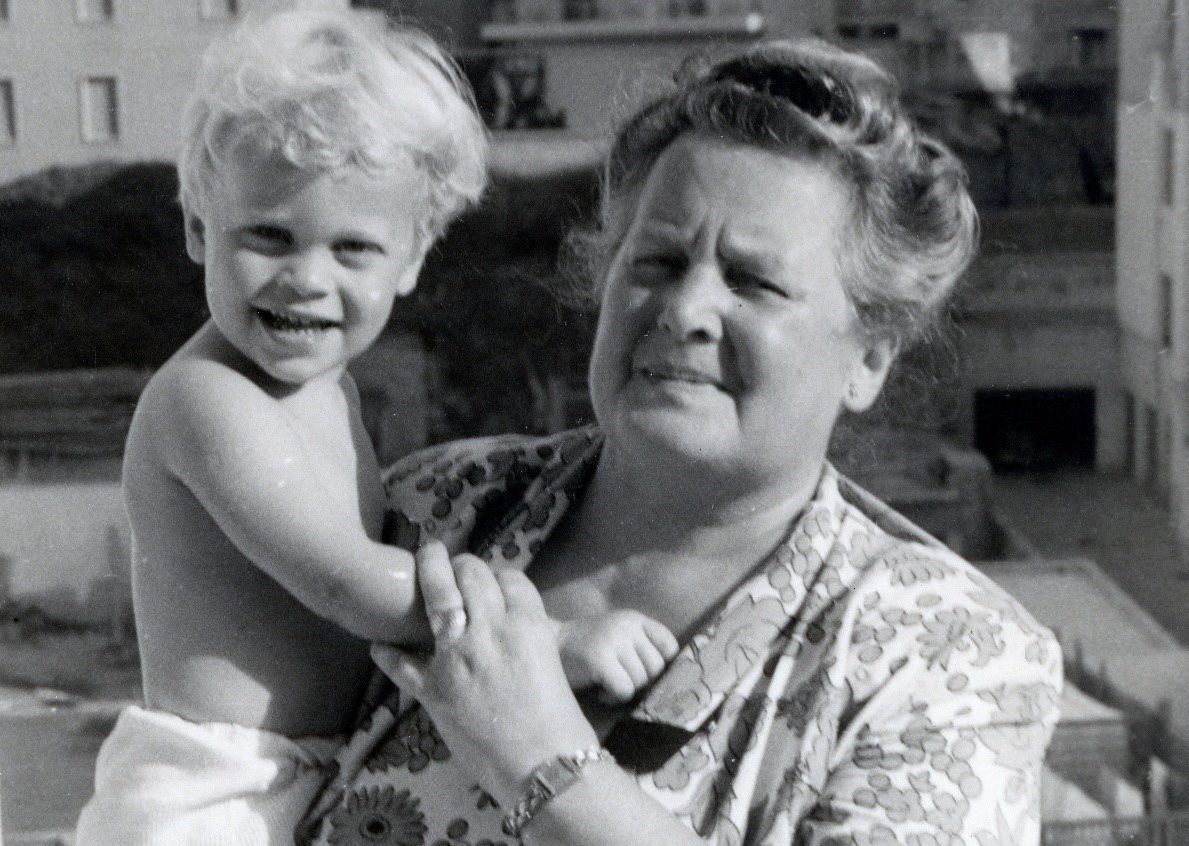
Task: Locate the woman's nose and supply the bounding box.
[655,262,726,342]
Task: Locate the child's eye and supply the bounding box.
[240,226,292,254]
[335,239,384,256]
[333,240,385,265]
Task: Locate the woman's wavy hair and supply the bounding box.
[178,9,487,240]
[567,39,978,348]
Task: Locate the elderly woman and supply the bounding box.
[303,39,1061,846]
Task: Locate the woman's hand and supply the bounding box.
[371,541,599,807]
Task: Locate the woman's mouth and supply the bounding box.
[253,307,339,333]
[635,365,723,389]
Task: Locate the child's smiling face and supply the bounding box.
[187,150,429,386]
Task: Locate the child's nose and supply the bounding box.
[277,250,334,296]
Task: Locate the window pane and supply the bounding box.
[0,80,14,145]
[199,0,238,19]
[80,77,119,142]
[1162,0,1180,107]
[77,0,114,22]
[1161,273,1174,348]
[1163,128,1176,206]
[1070,28,1108,67]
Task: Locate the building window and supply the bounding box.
[1124,392,1135,476]
[76,0,114,22]
[868,23,900,40]
[1162,0,1180,107]
[1162,127,1176,206]
[199,0,238,19]
[1147,404,1160,487]
[1161,273,1174,349]
[837,23,860,40]
[0,0,9,22]
[1070,27,1108,67]
[0,79,14,145]
[926,39,951,76]
[79,77,119,143]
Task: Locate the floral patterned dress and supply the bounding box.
[300,427,1062,846]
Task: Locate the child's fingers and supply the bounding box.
[635,639,667,679]
[618,648,649,691]
[597,664,637,704]
[643,618,679,659]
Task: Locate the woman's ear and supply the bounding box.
[843,337,898,413]
[183,205,206,265]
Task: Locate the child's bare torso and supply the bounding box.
[125,327,380,738]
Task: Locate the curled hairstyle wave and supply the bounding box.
[179,9,487,239]
[570,39,978,348]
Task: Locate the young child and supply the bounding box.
[75,10,675,846]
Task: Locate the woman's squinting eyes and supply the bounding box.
[631,254,685,276]
[725,268,790,298]
[630,251,790,299]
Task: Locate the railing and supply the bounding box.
[0,367,150,458]
[1042,811,1189,846]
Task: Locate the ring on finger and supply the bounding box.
[430,606,468,641]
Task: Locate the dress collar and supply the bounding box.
[465,429,852,733]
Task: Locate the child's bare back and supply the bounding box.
[126,324,382,737]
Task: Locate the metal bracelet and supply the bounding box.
[501,746,614,838]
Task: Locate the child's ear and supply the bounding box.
[394,237,432,297]
[183,205,206,264]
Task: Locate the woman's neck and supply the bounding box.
[529,440,822,645]
[579,438,822,563]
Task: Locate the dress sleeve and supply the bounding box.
[796,564,1063,846]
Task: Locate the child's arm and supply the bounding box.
[555,611,679,702]
[152,361,430,644]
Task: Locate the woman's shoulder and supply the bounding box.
[827,469,1062,688]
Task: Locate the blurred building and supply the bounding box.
[0,0,353,185]
[834,0,1115,91]
[956,206,1125,473]
[0,0,1120,180]
[1116,0,1189,545]
[473,0,1116,135]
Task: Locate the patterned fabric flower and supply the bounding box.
[326,786,427,846]
[367,706,449,774]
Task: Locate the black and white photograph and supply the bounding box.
[0,1,1185,844]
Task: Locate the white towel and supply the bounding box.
[75,706,340,846]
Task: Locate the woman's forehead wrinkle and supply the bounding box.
[635,194,709,248]
[717,227,786,272]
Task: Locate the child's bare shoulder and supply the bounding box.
[132,333,292,468]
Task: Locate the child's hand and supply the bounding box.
[556,610,679,703]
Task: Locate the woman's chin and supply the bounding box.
[607,404,737,463]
